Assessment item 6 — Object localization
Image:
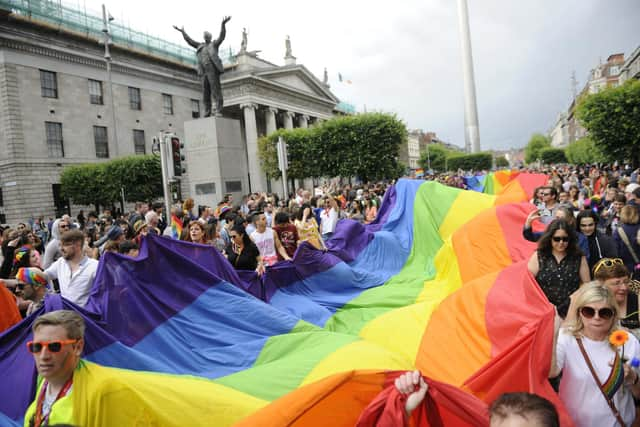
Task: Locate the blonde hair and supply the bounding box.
[620,205,639,225]
[564,282,620,342]
[32,310,85,340]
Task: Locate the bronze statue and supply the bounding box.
[173,16,231,117]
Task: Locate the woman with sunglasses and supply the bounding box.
[528,219,590,318]
[524,207,590,258]
[550,283,640,427]
[594,258,640,340]
[225,224,264,275]
[577,211,618,272]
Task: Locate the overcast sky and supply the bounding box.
[83,0,639,151]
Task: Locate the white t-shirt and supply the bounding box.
[320,208,338,235]
[44,256,99,307]
[556,330,640,427]
[251,228,277,263]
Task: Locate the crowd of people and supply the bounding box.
[9,162,640,426]
[0,181,391,316]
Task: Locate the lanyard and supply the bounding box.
[34,377,73,427]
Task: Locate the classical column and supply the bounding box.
[241,103,266,192]
[283,111,295,129]
[265,107,278,135]
[298,114,309,129]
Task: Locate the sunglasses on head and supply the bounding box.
[26,339,78,354]
[593,258,624,275]
[580,306,614,320]
[552,236,569,242]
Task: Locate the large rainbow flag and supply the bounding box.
[0,173,573,426]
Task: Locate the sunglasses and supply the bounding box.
[593,258,624,275]
[26,339,78,354]
[59,224,69,229]
[552,236,569,242]
[541,193,551,196]
[579,306,614,320]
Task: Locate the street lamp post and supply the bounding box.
[101,4,119,157]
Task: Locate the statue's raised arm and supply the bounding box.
[173,25,200,49]
[214,16,231,48]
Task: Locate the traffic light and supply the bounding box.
[171,136,185,177]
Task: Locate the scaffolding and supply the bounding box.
[0,0,236,67]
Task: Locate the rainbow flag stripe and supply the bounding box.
[0,173,573,427]
[170,214,183,239]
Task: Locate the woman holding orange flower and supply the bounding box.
[550,282,640,427]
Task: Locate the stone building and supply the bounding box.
[0,0,343,224]
[620,45,640,83]
[398,132,420,170]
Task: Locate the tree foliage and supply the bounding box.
[60,155,162,208]
[524,133,551,164]
[577,80,640,166]
[495,156,509,168]
[447,152,493,171]
[258,113,407,181]
[539,148,567,164]
[418,143,454,172]
[565,136,607,165]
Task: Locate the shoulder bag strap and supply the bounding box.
[618,226,640,265]
[576,338,627,426]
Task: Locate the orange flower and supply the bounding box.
[610,330,629,347]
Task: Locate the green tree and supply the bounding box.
[565,136,607,164]
[577,80,640,166]
[418,143,451,172]
[524,133,551,164]
[105,156,162,202]
[60,163,110,211]
[60,155,162,210]
[539,147,567,164]
[447,152,493,171]
[495,156,509,168]
[258,113,406,181]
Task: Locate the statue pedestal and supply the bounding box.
[183,117,248,209]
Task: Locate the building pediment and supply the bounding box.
[252,65,339,104]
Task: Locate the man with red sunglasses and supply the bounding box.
[24,310,84,426]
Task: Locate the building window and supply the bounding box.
[133,129,146,155]
[609,66,620,76]
[45,122,64,157]
[191,99,200,118]
[129,87,141,110]
[40,70,58,98]
[88,79,103,104]
[93,126,109,158]
[163,94,173,115]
